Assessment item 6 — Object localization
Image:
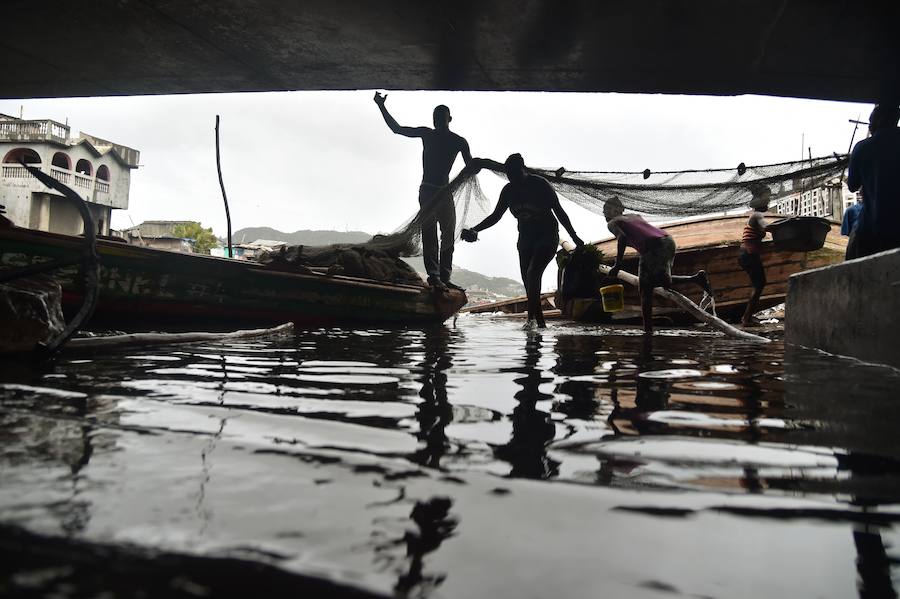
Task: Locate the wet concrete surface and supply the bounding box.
[1,316,898,597]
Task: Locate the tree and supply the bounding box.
[172,222,219,255]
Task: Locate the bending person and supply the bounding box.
[374,91,477,291]
[462,153,583,329]
[604,196,711,335]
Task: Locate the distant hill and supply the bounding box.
[229,227,524,297]
[231,227,371,246]
[400,257,524,297]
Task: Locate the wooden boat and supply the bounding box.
[593,213,846,322]
[461,291,558,315]
[466,213,847,323]
[0,223,466,330]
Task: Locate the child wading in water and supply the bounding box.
[604,196,711,334]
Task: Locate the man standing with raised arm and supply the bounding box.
[374,92,476,291]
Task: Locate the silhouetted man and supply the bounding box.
[462,153,583,329]
[374,92,475,291]
[847,103,900,257]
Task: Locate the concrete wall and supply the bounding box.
[127,222,193,238]
[47,195,83,236]
[785,248,900,368]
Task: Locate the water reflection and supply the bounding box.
[2,319,900,598]
[609,336,671,435]
[412,327,454,469]
[853,511,898,599]
[0,385,123,536]
[396,497,458,597]
[494,333,558,479]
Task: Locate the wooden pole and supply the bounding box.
[65,323,294,352]
[838,115,864,188]
[560,241,770,343]
[216,115,233,258]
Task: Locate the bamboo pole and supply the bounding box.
[65,323,294,351]
[560,241,769,343]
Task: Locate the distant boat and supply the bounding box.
[0,223,466,331]
[465,213,847,323]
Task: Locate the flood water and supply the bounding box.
[2,315,899,598]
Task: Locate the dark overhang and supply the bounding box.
[2,0,897,102]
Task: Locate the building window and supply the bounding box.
[75,159,93,176]
[2,148,41,164]
[51,152,71,170]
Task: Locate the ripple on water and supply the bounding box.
[581,437,839,469]
[637,369,704,379]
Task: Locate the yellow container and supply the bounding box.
[599,284,625,312]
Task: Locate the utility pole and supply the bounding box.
[839,116,867,188]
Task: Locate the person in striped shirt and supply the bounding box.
[737,187,771,327]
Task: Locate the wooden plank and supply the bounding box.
[66,323,295,351]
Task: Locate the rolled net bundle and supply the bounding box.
[256,167,494,282]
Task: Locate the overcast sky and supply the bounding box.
[0,91,870,287]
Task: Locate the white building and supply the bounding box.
[121,220,196,253]
[0,114,139,236]
[772,176,859,221]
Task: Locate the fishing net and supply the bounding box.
[259,154,849,282]
[513,154,848,218]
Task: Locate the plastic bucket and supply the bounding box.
[599,284,625,312]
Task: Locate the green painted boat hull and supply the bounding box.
[0,226,466,331]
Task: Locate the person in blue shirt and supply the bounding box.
[840,199,863,260]
[847,104,900,257]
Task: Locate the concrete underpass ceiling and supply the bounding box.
[3,0,898,103]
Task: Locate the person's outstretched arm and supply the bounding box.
[463,190,510,241]
[374,92,428,138]
[608,219,627,277]
[550,189,584,246]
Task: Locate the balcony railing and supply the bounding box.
[73,173,92,189]
[3,164,114,199]
[50,166,71,184]
[1,164,30,179]
[0,119,70,144]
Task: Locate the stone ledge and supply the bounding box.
[785,248,900,368]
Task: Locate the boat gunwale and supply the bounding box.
[0,225,429,295]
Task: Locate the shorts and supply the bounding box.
[639,235,675,288]
[738,249,766,289]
